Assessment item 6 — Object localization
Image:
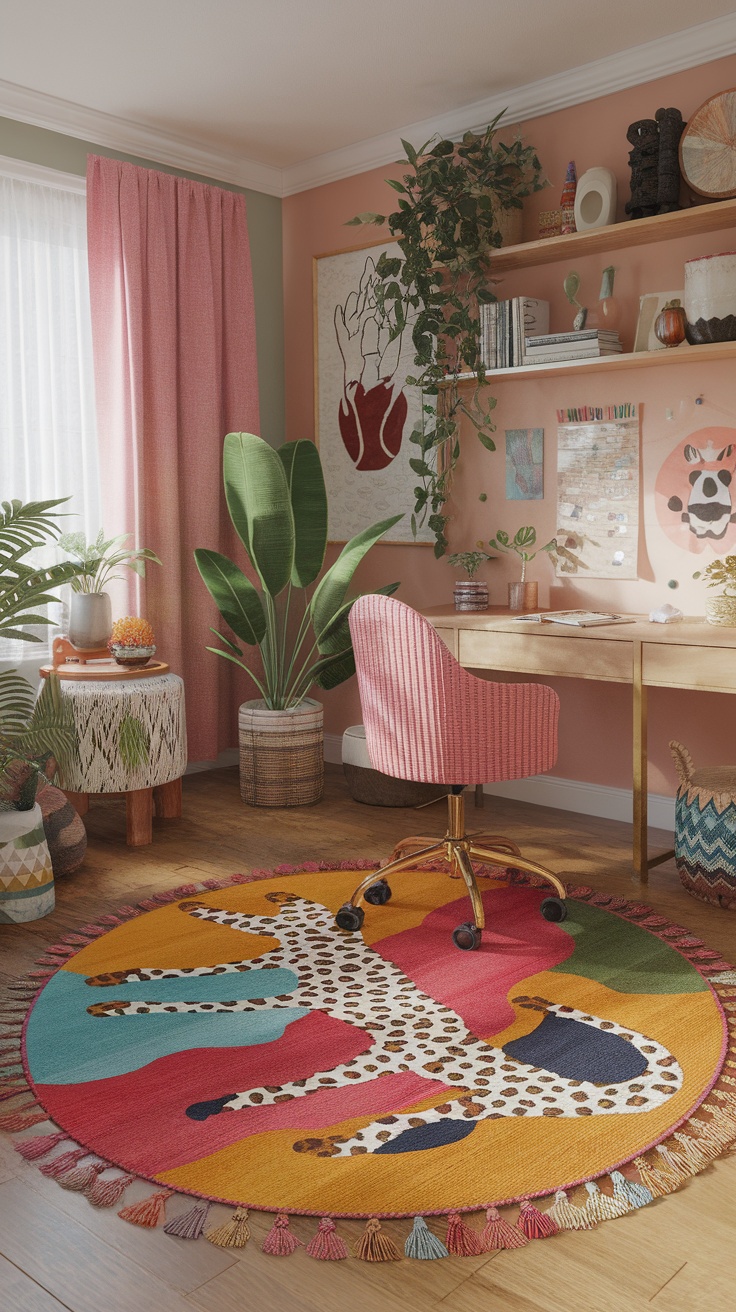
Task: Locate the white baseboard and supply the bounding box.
[324,732,675,831]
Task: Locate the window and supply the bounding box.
[0,159,100,659]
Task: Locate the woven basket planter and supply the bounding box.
[671,740,736,910]
[238,699,324,807]
[705,594,736,626]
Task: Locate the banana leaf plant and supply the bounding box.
[0,498,82,809]
[194,433,402,710]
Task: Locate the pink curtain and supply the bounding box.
[86,155,260,762]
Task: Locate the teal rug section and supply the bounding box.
[25,965,305,1084]
[551,901,708,994]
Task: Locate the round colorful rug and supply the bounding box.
[3,863,736,1246]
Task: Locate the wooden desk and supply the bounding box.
[422,606,736,882]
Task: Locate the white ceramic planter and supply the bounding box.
[238,698,324,807]
[68,592,113,648]
[684,252,736,343]
[0,803,55,923]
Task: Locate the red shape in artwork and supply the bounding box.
[338,381,408,471]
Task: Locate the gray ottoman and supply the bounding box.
[342,725,450,807]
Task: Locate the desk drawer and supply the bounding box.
[458,629,632,681]
[643,643,736,692]
[434,627,458,659]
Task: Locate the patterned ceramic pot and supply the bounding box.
[508,581,539,613]
[0,803,55,923]
[109,644,156,667]
[684,252,736,344]
[453,581,489,612]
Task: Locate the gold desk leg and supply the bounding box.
[633,638,648,883]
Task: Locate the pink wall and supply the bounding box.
[283,54,736,798]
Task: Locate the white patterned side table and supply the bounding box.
[41,647,187,846]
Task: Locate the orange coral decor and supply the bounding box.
[3,863,736,1261]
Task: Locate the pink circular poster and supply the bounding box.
[654,426,736,555]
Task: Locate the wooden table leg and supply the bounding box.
[153,777,182,819]
[126,788,153,846]
[63,791,89,817]
[632,639,648,883]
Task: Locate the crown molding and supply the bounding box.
[281,13,736,196]
[0,152,85,192]
[0,78,284,197]
[1,13,735,201]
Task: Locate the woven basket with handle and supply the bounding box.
[671,740,736,910]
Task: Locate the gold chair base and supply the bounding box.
[348,790,567,932]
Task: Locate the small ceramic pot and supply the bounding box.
[454,581,489,612]
[109,644,156,667]
[654,304,687,347]
[508,581,539,612]
[68,592,112,648]
[684,252,736,343]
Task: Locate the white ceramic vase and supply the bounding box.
[573,167,617,230]
[68,592,112,648]
[684,253,736,344]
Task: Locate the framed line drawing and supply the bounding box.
[313,238,433,545]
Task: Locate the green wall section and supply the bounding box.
[551,901,708,994]
[0,115,284,446]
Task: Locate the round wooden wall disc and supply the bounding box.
[680,87,736,199]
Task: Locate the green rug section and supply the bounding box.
[551,902,708,995]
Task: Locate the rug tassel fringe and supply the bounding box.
[261,1212,303,1255]
[671,1132,715,1171]
[305,1217,349,1261]
[0,1081,28,1103]
[583,1180,631,1221]
[86,1173,135,1208]
[58,1160,107,1193]
[611,1170,653,1209]
[15,1131,67,1161]
[205,1208,250,1249]
[548,1189,596,1230]
[633,1156,674,1198]
[518,1199,559,1240]
[445,1211,484,1256]
[354,1217,402,1262]
[404,1216,449,1259]
[654,1144,695,1185]
[118,1189,172,1228]
[0,1106,47,1132]
[40,1148,88,1179]
[163,1201,210,1240]
[481,1206,528,1249]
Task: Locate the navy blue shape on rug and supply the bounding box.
[374,1119,477,1153]
[502,1012,649,1083]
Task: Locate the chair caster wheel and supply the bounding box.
[540,896,567,922]
[335,904,365,932]
[452,922,482,951]
[364,881,392,905]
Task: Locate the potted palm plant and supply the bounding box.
[1,499,81,921]
[58,530,161,648]
[195,433,402,806]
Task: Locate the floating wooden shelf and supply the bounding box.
[490,196,736,273]
[449,339,736,382]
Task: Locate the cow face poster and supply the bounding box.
[314,241,432,544]
[654,427,736,554]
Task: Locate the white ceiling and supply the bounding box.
[2,1,736,195]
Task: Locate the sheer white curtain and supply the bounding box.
[0,165,100,660]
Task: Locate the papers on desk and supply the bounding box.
[514,610,637,628]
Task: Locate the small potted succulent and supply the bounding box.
[447,550,495,610]
[108,616,157,666]
[694,556,736,626]
[488,526,589,611]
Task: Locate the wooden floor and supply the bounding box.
[1,764,735,1312]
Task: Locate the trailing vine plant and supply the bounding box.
[347,111,546,556]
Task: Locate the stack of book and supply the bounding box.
[523,329,623,365]
[481,297,549,370]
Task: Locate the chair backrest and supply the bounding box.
[349,594,559,786]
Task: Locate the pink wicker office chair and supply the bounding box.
[334,595,568,950]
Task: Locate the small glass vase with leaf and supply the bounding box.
[488,526,589,611]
